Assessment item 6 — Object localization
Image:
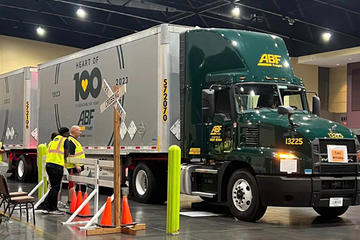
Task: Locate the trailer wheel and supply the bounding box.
[227,169,267,222]
[132,163,158,203]
[313,206,349,218]
[16,155,32,182]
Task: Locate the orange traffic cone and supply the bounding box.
[100,197,113,227]
[121,195,133,225]
[79,192,92,217]
[69,191,77,213]
[75,191,83,210]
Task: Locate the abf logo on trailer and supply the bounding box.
[257,54,282,68]
[74,67,102,101]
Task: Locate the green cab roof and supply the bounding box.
[188,28,303,86]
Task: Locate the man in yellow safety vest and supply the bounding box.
[0,141,4,163]
[41,127,70,215]
[67,125,85,202]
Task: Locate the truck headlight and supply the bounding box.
[277,152,298,174]
[277,153,297,160]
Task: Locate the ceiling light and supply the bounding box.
[336,64,340,66]
[231,6,240,18]
[322,32,332,42]
[348,58,352,61]
[76,7,87,18]
[36,26,46,37]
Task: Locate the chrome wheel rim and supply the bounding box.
[17,160,24,178]
[232,179,252,212]
[135,170,148,196]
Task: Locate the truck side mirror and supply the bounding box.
[202,89,215,120]
[278,105,295,115]
[278,106,297,127]
[312,95,320,116]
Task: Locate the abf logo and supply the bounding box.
[74,67,102,101]
[257,54,282,68]
[210,125,222,136]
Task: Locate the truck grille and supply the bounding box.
[314,164,359,175]
[312,138,359,175]
[244,127,259,146]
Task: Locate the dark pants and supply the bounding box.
[67,166,86,193]
[44,163,63,211]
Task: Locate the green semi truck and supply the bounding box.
[180,28,360,221]
[33,24,359,222]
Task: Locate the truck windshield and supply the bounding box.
[234,84,308,112]
[279,86,308,111]
[234,84,280,111]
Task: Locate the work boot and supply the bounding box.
[57,201,69,209]
[49,210,65,215]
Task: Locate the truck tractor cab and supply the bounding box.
[180,29,360,221]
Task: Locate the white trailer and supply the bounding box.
[38,24,192,202]
[0,67,38,181]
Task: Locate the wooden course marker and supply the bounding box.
[88,82,146,236]
[113,85,121,227]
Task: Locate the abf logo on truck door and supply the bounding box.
[257,54,282,68]
[74,67,102,101]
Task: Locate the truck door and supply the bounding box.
[207,86,234,157]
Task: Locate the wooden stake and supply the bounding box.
[113,85,121,227]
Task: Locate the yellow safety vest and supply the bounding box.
[46,135,66,167]
[67,136,85,168]
[0,141,3,163]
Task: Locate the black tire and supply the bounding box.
[131,163,165,204]
[16,155,33,182]
[227,169,267,222]
[313,206,349,218]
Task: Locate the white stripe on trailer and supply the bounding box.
[4,144,25,148]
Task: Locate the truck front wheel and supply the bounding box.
[16,155,33,182]
[313,206,349,218]
[227,169,267,222]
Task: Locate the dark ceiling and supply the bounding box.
[0,0,360,57]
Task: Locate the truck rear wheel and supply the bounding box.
[16,155,32,182]
[227,169,267,222]
[131,163,165,203]
[313,206,349,218]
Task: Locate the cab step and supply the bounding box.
[191,191,216,198]
[194,169,218,174]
